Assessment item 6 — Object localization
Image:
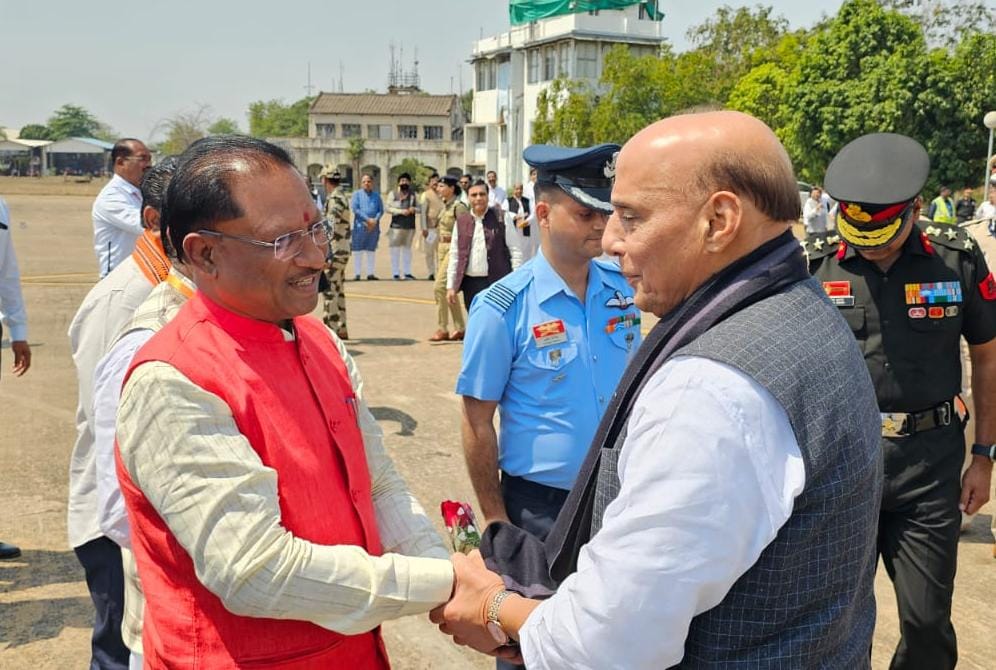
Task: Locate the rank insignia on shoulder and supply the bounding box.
[604,290,635,309]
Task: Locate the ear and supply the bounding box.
[534,200,551,230]
[183,233,217,277]
[142,205,160,231]
[702,191,742,252]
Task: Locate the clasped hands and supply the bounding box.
[429,550,524,664]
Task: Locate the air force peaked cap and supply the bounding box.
[523,143,620,214]
[825,133,930,249]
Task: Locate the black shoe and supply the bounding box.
[393,275,401,280]
[0,541,21,560]
[404,274,417,280]
[367,274,379,281]
[428,273,435,281]
[353,274,360,281]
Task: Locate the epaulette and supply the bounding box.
[480,268,532,315]
[919,222,979,254]
[801,232,842,260]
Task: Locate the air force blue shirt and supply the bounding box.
[456,251,641,490]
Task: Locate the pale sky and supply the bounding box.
[1,1,847,141]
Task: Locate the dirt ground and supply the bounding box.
[1,178,993,668]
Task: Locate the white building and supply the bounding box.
[466,4,664,189]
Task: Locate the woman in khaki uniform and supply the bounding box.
[431,176,469,341]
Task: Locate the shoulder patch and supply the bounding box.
[803,233,840,260]
[480,268,531,314]
[921,222,976,254]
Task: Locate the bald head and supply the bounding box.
[603,111,799,317]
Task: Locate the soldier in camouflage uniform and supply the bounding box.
[320,166,351,340]
[430,175,469,341]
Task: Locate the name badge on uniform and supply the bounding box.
[822,280,854,307]
[532,319,567,348]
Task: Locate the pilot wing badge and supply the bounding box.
[605,290,635,310]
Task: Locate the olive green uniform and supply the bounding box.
[808,223,996,669]
[434,198,468,332]
[322,186,351,335]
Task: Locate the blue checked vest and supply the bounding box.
[592,278,882,669]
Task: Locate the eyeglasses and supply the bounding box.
[123,155,152,163]
[198,220,329,261]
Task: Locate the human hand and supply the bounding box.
[447,289,457,305]
[960,457,992,515]
[429,550,505,654]
[365,218,377,231]
[11,340,30,376]
[422,229,428,238]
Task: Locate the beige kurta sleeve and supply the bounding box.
[116,361,454,635]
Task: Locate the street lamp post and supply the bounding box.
[984,111,996,202]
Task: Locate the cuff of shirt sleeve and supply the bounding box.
[395,556,454,616]
[6,323,27,341]
[517,595,552,667]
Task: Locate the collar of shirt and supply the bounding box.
[531,250,616,305]
[109,173,142,200]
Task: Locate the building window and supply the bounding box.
[367,124,392,140]
[423,125,443,140]
[316,123,335,138]
[398,125,418,140]
[476,59,497,91]
[558,42,571,77]
[543,46,556,81]
[527,48,541,84]
[576,42,599,79]
[342,124,361,138]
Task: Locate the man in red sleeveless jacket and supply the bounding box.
[114,137,455,669]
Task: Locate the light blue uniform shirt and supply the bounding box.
[456,250,641,490]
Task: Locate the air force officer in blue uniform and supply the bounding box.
[456,144,641,547]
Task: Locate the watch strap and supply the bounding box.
[970,443,996,460]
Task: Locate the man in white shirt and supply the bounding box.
[803,185,829,234]
[1,195,31,560]
[486,170,507,211]
[432,112,882,669]
[92,139,151,277]
[68,159,175,670]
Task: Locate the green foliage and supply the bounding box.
[207,117,241,135]
[460,90,473,124]
[248,97,314,137]
[532,77,596,145]
[389,158,434,190]
[18,123,53,140]
[47,103,113,140]
[346,137,366,163]
[880,0,996,50]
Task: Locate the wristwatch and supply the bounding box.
[485,589,513,645]
[970,443,996,460]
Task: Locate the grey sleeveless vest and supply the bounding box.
[592,277,882,668]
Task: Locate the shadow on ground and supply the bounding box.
[960,514,995,545]
[0,549,91,648]
[371,407,418,436]
[350,338,418,347]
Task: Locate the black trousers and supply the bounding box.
[74,536,130,670]
[461,275,491,313]
[498,474,570,670]
[878,421,964,670]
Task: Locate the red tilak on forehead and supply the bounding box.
[303,211,312,223]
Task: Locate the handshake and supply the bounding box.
[429,550,535,666]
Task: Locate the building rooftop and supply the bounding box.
[310,92,456,117]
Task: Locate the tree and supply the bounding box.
[346,137,365,190]
[880,0,996,50]
[532,77,596,146]
[207,117,240,135]
[47,103,113,140]
[155,104,213,155]
[389,158,434,190]
[460,90,473,126]
[247,97,313,137]
[783,0,929,181]
[18,123,53,140]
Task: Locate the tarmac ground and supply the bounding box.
[0,178,993,668]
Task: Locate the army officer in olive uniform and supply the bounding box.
[807,133,996,670]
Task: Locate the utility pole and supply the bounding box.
[304,61,315,97]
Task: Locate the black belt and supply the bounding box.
[881,400,954,438]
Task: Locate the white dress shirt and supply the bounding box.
[67,257,155,549]
[445,212,522,289]
[803,197,828,234]
[115,322,454,635]
[488,184,507,210]
[519,356,806,669]
[0,197,28,342]
[92,174,143,277]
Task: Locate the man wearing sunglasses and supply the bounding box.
[114,136,454,668]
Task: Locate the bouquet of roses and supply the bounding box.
[440,500,481,554]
